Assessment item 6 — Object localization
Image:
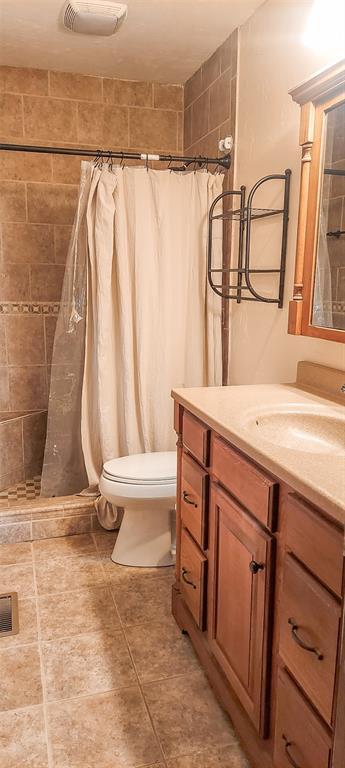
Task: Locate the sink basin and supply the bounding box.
[244,406,345,455]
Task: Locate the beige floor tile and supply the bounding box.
[165,744,250,767]
[0,644,43,712]
[48,687,162,767]
[0,541,32,566]
[42,629,136,701]
[112,575,174,626]
[143,670,236,759]
[38,585,120,640]
[103,556,174,586]
[0,705,48,767]
[0,598,38,648]
[0,562,35,598]
[125,617,199,683]
[32,533,96,560]
[35,554,106,595]
[92,530,118,554]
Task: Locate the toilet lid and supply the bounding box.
[103,451,177,485]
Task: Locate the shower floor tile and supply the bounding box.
[0,475,41,503]
[0,530,249,768]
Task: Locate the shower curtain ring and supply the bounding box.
[94,150,103,168]
[107,150,113,171]
[145,154,149,172]
[167,155,172,172]
[120,152,125,168]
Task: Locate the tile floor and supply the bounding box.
[0,475,41,503]
[0,530,250,768]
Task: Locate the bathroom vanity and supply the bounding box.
[171,362,345,768]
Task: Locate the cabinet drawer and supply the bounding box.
[279,554,340,725]
[274,668,332,768]
[181,451,208,549]
[211,434,278,529]
[183,411,209,466]
[286,494,343,596]
[180,527,207,630]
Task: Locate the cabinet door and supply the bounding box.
[208,482,274,737]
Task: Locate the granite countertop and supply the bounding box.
[172,381,345,527]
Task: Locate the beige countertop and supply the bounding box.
[172,381,345,527]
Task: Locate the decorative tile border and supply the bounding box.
[0,302,60,315]
[332,302,345,314]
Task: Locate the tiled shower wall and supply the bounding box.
[183,30,238,382]
[0,66,183,415]
[184,29,237,185]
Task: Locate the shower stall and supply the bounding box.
[0,141,228,517]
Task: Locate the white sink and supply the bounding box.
[243,405,345,456]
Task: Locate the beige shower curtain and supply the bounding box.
[81,165,223,486]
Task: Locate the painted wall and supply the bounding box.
[230,0,345,384]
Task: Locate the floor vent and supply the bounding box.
[0,592,19,637]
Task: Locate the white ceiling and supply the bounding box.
[0,0,264,83]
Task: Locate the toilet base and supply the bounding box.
[111,506,176,567]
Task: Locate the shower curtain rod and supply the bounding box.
[0,142,231,170]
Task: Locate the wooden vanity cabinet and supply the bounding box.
[208,483,274,736]
[172,402,345,768]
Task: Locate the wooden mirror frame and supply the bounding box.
[288,59,345,343]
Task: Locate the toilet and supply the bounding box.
[99,451,177,568]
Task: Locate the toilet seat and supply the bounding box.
[103,451,176,485]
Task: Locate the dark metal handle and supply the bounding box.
[288,618,323,660]
[183,491,198,508]
[282,735,302,768]
[182,568,197,589]
[249,559,264,575]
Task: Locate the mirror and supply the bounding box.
[312,101,345,331]
[289,60,345,343]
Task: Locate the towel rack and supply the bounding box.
[207,169,291,307]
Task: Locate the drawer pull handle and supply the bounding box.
[183,491,198,508]
[182,568,197,589]
[249,559,264,575]
[282,735,302,768]
[288,618,324,660]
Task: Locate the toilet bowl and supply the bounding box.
[99,451,176,568]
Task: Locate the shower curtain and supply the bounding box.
[41,162,223,497]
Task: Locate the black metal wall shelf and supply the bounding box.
[207,170,291,307]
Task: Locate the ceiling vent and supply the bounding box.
[62,1,128,36]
